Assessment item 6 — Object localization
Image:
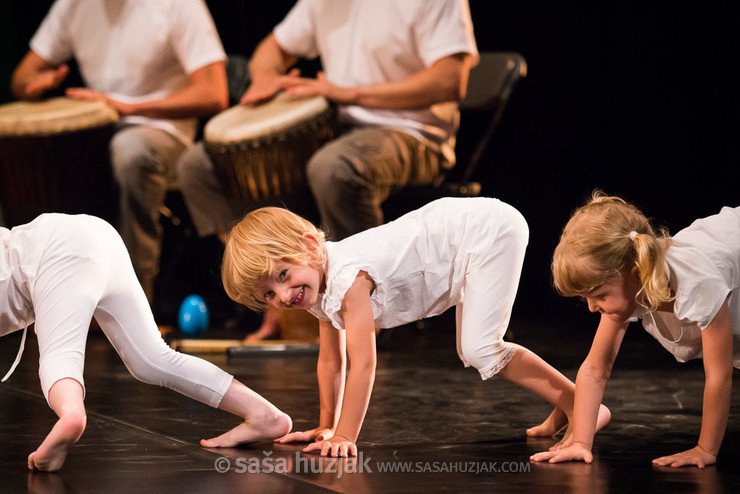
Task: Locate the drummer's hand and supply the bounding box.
[24,64,70,99]
[65,88,133,115]
[281,71,353,104]
[241,68,300,105]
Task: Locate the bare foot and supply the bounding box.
[526,407,568,437]
[200,411,292,448]
[527,404,612,443]
[596,404,611,431]
[28,410,87,472]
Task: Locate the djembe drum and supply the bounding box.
[0,97,118,226]
[204,92,336,201]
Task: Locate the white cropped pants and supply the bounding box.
[28,215,232,406]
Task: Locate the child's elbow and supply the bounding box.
[579,361,612,384]
[705,367,733,388]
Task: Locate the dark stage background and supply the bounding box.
[0,1,737,321]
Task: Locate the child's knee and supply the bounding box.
[122,346,232,407]
[460,340,518,379]
[123,343,194,388]
[124,351,171,386]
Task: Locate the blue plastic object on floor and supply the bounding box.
[178,294,209,336]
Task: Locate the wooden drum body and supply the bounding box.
[204,92,336,202]
[0,97,118,225]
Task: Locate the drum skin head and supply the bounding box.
[0,97,118,137]
[204,92,330,143]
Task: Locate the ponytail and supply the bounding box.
[629,229,673,310]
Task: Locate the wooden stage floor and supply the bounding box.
[0,311,738,493]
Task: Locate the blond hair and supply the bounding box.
[552,191,674,311]
[222,207,326,312]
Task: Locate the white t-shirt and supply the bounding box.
[30,0,226,145]
[274,0,479,164]
[632,206,740,368]
[307,197,520,330]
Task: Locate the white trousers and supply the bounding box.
[30,215,232,406]
[455,202,528,380]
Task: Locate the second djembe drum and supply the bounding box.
[204,92,336,202]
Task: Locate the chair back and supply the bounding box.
[461,52,527,111]
[456,51,527,182]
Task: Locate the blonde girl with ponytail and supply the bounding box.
[532,192,740,468]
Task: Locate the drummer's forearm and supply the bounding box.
[116,61,228,118]
[11,53,40,99]
[338,53,472,110]
[10,69,32,100]
[11,51,65,101]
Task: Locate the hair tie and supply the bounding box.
[629,231,638,241]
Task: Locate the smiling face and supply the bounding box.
[582,269,642,322]
[260,261,324,310]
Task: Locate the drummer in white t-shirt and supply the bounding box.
[11,0,229,301]
[178,0,478,341]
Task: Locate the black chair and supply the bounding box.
[225,54,251,106]
[383,51,527,219]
